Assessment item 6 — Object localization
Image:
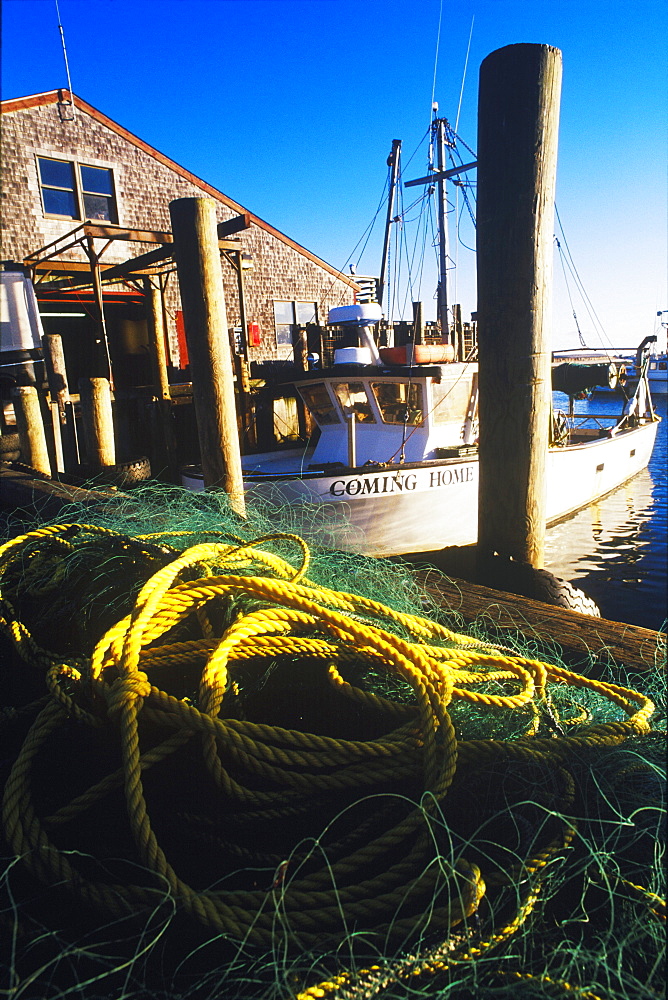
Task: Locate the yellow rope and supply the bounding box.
[0,522,663,991]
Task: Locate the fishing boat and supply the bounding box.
[183,310,660,555]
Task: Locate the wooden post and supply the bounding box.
[412,302,425,345]
[78,377,116,467]
[85,235,113,383]
[11,386,52,475]
[476,43,562,568]
[144,277,171,402]
[144,277,178,478]
[169,197,245,515]
[42,333,79,471]
[233,251,254,448]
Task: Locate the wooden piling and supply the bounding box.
[78,377,116,468]
[11,386,52,476]
[476,43,562,568]
[169,197,245,515]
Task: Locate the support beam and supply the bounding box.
[476,43,562,568]
[169,197,245,515]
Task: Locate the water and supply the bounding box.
[545,393,667,631]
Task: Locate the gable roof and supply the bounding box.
[1,89,358,289]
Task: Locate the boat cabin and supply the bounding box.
[294,362,479,469]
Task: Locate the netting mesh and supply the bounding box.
[0,482,665,1000]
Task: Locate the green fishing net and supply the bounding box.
[0,482,664,1000]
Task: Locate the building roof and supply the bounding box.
[1,89,358,289]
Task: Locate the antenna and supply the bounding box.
[55,0,76,120]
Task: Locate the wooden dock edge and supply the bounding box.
[412,567,665,676]
[1,463,665,676]
[0,462,120,517]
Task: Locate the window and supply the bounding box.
[274,301,295,348]
[432,378,475,423]
[273,301,318,354]
[37,157,118,222]
[297,383,339,425]
[332,382,376,422]
[371,382,424,425]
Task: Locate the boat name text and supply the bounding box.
[328,465,475,497]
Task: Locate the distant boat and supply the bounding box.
[554,336,668,396]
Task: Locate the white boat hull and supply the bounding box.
[181,419,658,556]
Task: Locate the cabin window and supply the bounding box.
[37,157,118,222]
[432,379,474,423]
[371,382,424,425]
[297,382,339,425]
[332,382,376,422]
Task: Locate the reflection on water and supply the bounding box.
[545,395,667,631]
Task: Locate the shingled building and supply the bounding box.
[1,88,357,387]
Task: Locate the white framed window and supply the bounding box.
[37,156,118,222]
[273,300,318,355]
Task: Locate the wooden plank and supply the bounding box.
[99,245,174,281]
[218,213,251,237]
[412,567,665,675]
[83,223,174,244]
[82,223,243,249]
[32,260,105,274]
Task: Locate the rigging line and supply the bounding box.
[54,0,76,117]
[319,169,392,309]
[556,240,589,349]
[455,15,475,133]
[429,0,444,124]
[554,205,613,347]
[555,240,611,351]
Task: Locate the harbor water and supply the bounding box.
[545,393,667,631]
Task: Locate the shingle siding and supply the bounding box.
[1,96,356,360]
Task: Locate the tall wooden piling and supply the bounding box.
[476,43,562,568]
[11,386,52,476]
[169,197,245,515]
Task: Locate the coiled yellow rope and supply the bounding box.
[0,523,662,998]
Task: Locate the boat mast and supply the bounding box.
[404,110,477,348]
[434,113,451,343]
[377,139,402,310]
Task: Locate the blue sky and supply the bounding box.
[2,0,666,349]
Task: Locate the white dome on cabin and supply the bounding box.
[327,303,383,326]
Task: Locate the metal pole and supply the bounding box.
[435,118,450,343]
[378,139,402,309]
